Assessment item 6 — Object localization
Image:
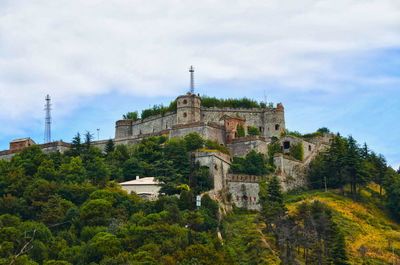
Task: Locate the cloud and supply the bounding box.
[0,0,399,122]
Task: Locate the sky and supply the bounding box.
[0,0,399,168]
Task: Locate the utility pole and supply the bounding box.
[44,95,52,143]
[324,176,327,192]
[97,128,100,141]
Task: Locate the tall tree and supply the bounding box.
[105,139,115,155]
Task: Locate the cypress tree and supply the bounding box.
[105,139,115,155]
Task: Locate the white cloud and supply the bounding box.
[0,0,399,121]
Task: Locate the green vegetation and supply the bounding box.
[289,142,304,161]
[200,96,265,109]
[247,126,261,136]
[281,127,331,139]
[1,126,400,264]
[122,111,139,121]
[236,124,245,138]
[123,100,177,121]
[231,150,274,176]
[0,133,232,264]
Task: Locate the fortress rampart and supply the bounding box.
[115,93,285,144]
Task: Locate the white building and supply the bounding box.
[119,176,161,200]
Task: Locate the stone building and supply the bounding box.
[114,92,286,147]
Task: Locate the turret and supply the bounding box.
[176,93,201,124]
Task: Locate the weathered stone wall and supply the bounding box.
[279,135,316,159]
[227,136,269,157]
[226,174,261,210]
[115,112,176,139]
[273,153,306,191]
[115,96,286,141]
[200,106,285,138]
[194,151,231,191]
[170,122,226,145]
[0,141,71,161]
[0,151,14,161]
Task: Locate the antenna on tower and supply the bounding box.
[189,66,195,94]
[44,95,51,143]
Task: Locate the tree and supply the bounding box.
[247,126,261,136]
[80,199,112,226]
[123,111,139,121]
[236,125,245,138]
[258,176,286,230]
[84,131,94,153]
[330,232,349,265]
[35,160,57,181]
[68,133,82,157]
[184,133,204,151]
[122,158,144,181]
[85,157,109,186]
[105,139,115,155]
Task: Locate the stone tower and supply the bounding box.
[176,93,201,124]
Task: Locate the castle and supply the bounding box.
[111,92,285,149]
[0,90,331,210]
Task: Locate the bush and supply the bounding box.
[247,126,261,136]
[289,142,304,161]
[236,125,245,138]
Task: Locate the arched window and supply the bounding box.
[183,99,187,104]
[183,113,187,118]
[275,124,280,130]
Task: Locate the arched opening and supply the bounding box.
[275,124,280,130]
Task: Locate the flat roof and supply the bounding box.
[120,177,161,185]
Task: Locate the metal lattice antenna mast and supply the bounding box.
[189,66,194,94]
[44,95,51,143]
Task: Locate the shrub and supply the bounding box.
[289,142,304,161]
[247,126,261,136]
[236,125,245,138]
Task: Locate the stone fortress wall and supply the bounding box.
[115,93,286,145]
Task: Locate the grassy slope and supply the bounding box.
[285,184,400,264]
[222,185,400,264]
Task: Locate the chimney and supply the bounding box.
[136,176,140,180]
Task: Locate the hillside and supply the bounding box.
[285,186,400,264]
[221,186,400,265]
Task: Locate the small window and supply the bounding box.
[183,113,187,118]
[214,164,218,170]
[183,99,187,104]
[275,124,280,130]
[283,141,290,149]
[309,145,312,151]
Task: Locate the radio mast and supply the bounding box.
[44,95,51,143]
[189,66,195,94]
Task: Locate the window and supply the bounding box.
[309,145,312,151]
[283,141,290,149]
[259,127,263,132]
[183,99,187,104]
[275,124,280,130]
[183,113,187,118]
